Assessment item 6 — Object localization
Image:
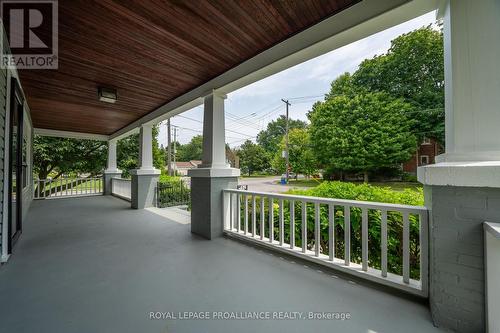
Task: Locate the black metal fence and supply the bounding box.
[156,180,190,208]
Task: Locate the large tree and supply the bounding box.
[308,92,417,182]
[176,135,203,161]
[351,26,444,143]
[237,140,269,176]
[33,136,107,180]
[271,128,317,177]
[256,115,307,155]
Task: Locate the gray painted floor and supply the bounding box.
[0,196,443,333]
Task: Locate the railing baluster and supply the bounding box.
[229,193,233,230]
[419,212,429,295]
[252,196,256,237]
[244,195,248,235]
[302,201,307,253]
[344,206,351,266]
[237,194,241,233]
[381,210,388,277]
[403,212,410,284]
[290,200,295,249]
[233,193,238,231]
[315,202,320,257]
[260,197,265,240]
[279,199,284,246]
[268,197,274,243]
[328,204,334,261]
[362,207,368,272]
[223,190,229,230]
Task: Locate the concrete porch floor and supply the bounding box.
[0,196,442,333]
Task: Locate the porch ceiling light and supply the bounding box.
[98,87,117,103]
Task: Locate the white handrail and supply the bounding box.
[111,177,131,201]
[34,177,103,199]
[223,189,429,297]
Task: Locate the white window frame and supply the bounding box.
[421,137,431,145]
[420,155,430,165]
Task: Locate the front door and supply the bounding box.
[8,78,24,253]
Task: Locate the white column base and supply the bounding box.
[418,161,500,188]
[1,253,10,263]
[188,167,240,178]
[130,168,161,176]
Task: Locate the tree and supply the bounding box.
[237,140,269,176]
[352,26,444,143]
[256,115,307,155]
[176,135,203,161]
[308,92,417,182]
[33,136,107,180]
[271,128,317,177]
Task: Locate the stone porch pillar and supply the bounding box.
[130,124,160,209]
[103,139,122,195]
[188,91,240,239]
[418,1,500,332]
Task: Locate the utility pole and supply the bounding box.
[281,99,291,183]
[167,119,172,176]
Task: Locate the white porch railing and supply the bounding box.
[223,189,429,297]
[34,177,103,199]
[111,177,131,201]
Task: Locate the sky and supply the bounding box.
[158,11,436,149]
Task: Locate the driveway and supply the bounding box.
[238,176,310,193]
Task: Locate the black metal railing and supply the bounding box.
[156,180,190,208]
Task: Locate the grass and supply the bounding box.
[240,174,276,178]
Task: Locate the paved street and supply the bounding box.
[238,176,310,193]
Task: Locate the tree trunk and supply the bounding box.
[363,171,369,183]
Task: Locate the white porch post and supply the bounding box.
[103,139,122,195]
[130,124,160,209]
[188,91,240,239]
[138,124,155,170]
[418,1,500,331]
[199,92,229,169]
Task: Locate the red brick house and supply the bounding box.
[403,137,441,174]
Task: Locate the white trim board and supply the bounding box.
[34,128,109,141]
[110,0,439,140]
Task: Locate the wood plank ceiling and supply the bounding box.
[18,0,357,135]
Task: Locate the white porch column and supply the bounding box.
[188,91,240,239]
[106,140,120,172]
[103,139,122,195]
[138,124,155,170]
[418,1,500,332]
[199,92,229,169]
[130,124,160,209]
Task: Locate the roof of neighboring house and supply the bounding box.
[172,160,202,169]
[173,162,195,169]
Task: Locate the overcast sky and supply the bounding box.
[158,11,436,149]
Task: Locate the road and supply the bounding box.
[238,176,310,193]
